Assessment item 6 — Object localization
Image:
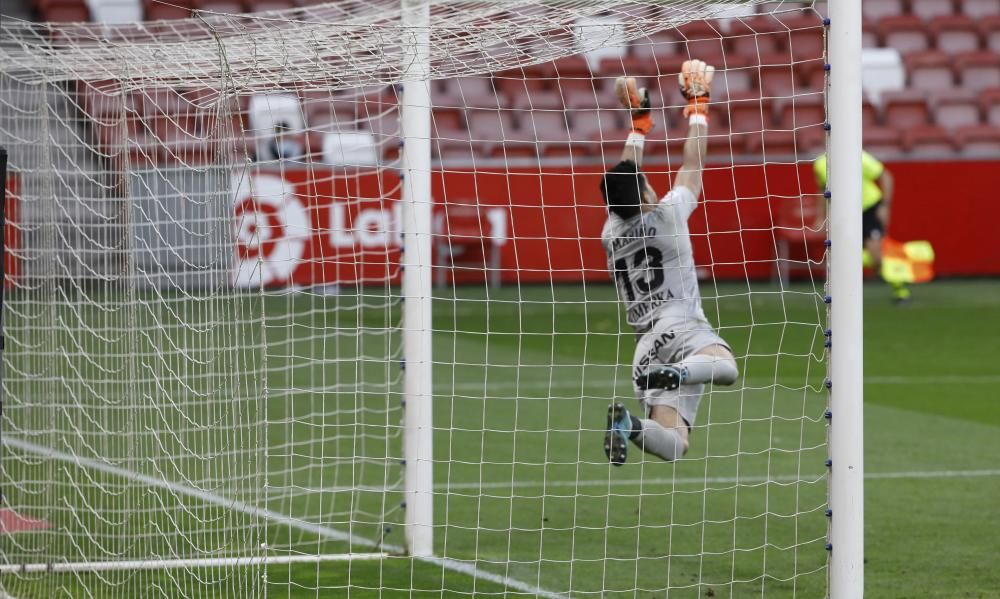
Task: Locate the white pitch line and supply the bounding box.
[435,468,1000,492]
[2,437,566,599]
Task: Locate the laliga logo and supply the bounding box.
[232,173,309,287]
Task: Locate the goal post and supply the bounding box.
[827,0,865,596]
[0,1,864,596]
[400,0,435,559]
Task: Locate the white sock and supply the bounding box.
[633,419,686,462]
[678,354,738,386]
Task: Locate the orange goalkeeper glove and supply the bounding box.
[678,59,715,123]
[614,77,653,135]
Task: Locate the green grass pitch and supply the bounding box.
[2,279,998,597]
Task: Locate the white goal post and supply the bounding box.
[0,0,862,597]
[827,0,865,596]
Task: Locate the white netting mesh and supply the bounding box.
[0,1,831,596]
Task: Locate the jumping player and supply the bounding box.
[599,60,739,465]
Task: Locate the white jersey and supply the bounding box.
[601,186,706,335]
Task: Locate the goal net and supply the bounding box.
[0,0,837,596]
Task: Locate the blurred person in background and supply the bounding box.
[813,150,910,303]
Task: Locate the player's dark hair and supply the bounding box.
[600,160,644,220]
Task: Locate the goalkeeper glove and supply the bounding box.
[678,59,715,124]
[614,76,653,136]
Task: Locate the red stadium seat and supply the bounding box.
[564,80,617,110]
[675,20,726,61]
[906,51,955,91]
[724,92,777,133]
[904,125,957,156]
[588,128,634,158]
[712,56,755,98]
[146,3,191,19]
[194,0,245,14]
[932,91,982,128]
[519,110,568,139]
[956,51,1000,93]
[929,15,981,55]
[883,90,931,128]
[436,78,500,109]
[911,0,955,20]
[430,107,464,134]
[758,53,799,98]
[630,30,682,63]
[794,124,826,154]
[960,0,1000,19]
[862,100,880,127]
[43,4,91,22]
[775,93,825,130]
[540,56,592,78]
[981,87,1000,126]
[799,61,828,93]
[862,126,904,157]
[493,69,550,110]
[434,132,485,162]
[879,15,931,55]
[980,15,1000,54]
[727,16,786,57]
[746,129,797,157]
[953,125,1000,156]
[598,55,662,79]
[518,113,578,157]
[552,76,602,105]
[466,109,517,153]
[862,0,906,21]
[782,15,825,63]
[570,109,623,146]
[705,129,751,158]
[511,91,566,112]
[249,0,294,11]
[863,17,880,48]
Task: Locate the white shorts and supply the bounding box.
[631,316,729,427]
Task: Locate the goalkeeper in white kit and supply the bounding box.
[599,60,739,465]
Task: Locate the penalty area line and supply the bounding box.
[1,437,566,599]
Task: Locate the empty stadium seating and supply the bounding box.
[932,91,981,128]
[883,90,931,128]
[929,15,981,54]
[981,15,1000,53]
[863,0,908,22]
[954,124,1000,155]
[879,15,931,54]
[982,87,1000,126]
[906,51,954,91]
[956,51,1000,93]
[29,0,1000,164]
[961,0,1000,19]
[904,125,956,156]
[910,0,955,20]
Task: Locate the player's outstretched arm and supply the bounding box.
[674,60,713,199]
[614,77,659,205]
[614,76,653,168]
